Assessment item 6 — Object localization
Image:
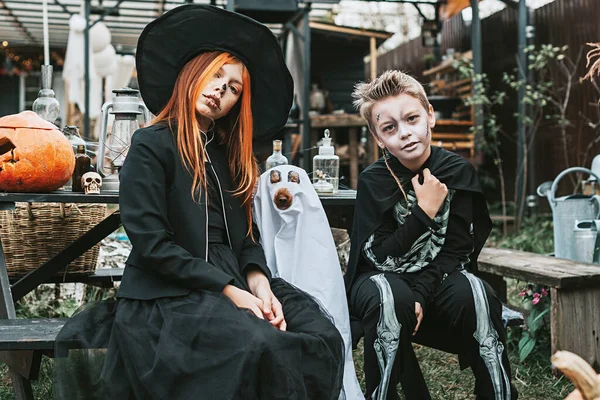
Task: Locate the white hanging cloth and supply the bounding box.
[253,165,364,400]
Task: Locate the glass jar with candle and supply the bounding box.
[312,129,339,194]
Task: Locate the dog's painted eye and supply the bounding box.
[288,171,300,184]
[270,170,282,184]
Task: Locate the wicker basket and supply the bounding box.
[0,202,107,277]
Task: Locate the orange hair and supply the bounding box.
[153,51,259,238]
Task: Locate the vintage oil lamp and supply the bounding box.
[97,88,152,191]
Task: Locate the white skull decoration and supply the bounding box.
[81,172,102,195]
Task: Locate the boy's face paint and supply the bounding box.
[371,93,436,171]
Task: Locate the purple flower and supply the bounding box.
[541,288,549,297]
[532,296,540,305]
[518,290,527,297]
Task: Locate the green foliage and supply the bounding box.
[15,284,79,319]
[488,214,554,363]
[511,285,552,362]
[487,215,554,255]
[0,357,54,399]
[454,45,574,230]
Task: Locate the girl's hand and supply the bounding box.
[412,168,448,219]
[247,270,287,331]
[222,284,264,320]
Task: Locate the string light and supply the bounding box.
[1,47,65,76]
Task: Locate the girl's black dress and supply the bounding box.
[54,126,344,400]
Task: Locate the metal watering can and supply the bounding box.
[572,220,600,263]
[537,167,600,261]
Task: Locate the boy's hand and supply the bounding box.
[413,302,423,336]
[412,168,448,219]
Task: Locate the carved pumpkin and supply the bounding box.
[0,111,75,192]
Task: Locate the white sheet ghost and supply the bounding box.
[253,165,364,400]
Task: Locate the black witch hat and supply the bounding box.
[136,4,293,140]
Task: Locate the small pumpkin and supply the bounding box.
[0,111,75,192]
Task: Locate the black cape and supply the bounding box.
[344,146,492,292]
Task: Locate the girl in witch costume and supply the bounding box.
[54,5,344,400]
[345,71,518,400]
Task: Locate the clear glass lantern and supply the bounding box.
[32,65,60,123]
[313,129,339,194]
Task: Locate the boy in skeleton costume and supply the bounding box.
[346,71,518,400]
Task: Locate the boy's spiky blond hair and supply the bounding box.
[352,70,430,132]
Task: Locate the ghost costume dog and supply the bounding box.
[254,165,364,400]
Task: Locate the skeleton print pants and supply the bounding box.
[350,269,518,400]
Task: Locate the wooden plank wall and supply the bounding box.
[533,0,600,196]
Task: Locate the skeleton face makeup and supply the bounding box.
[371,93,436,171]
[196,62,244,122]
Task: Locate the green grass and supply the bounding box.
[0,339,572,400]
[350,339,574,399]
[349,319,574,399]
[0,358,54,399]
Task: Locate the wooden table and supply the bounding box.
[0,189,357,302]
[0,188,357,399]
[311,114,375,190]
[0,191,122,400]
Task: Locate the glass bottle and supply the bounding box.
[72,144,91,193]
[32,65,60,124]
[265,140,288,170]
[62,126,86,190]
[313,129,339,194]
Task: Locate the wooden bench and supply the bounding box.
[0,267,123,400]
[478,247,600,371]
[0,318,65,352]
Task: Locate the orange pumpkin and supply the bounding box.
[0,111,75,192]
